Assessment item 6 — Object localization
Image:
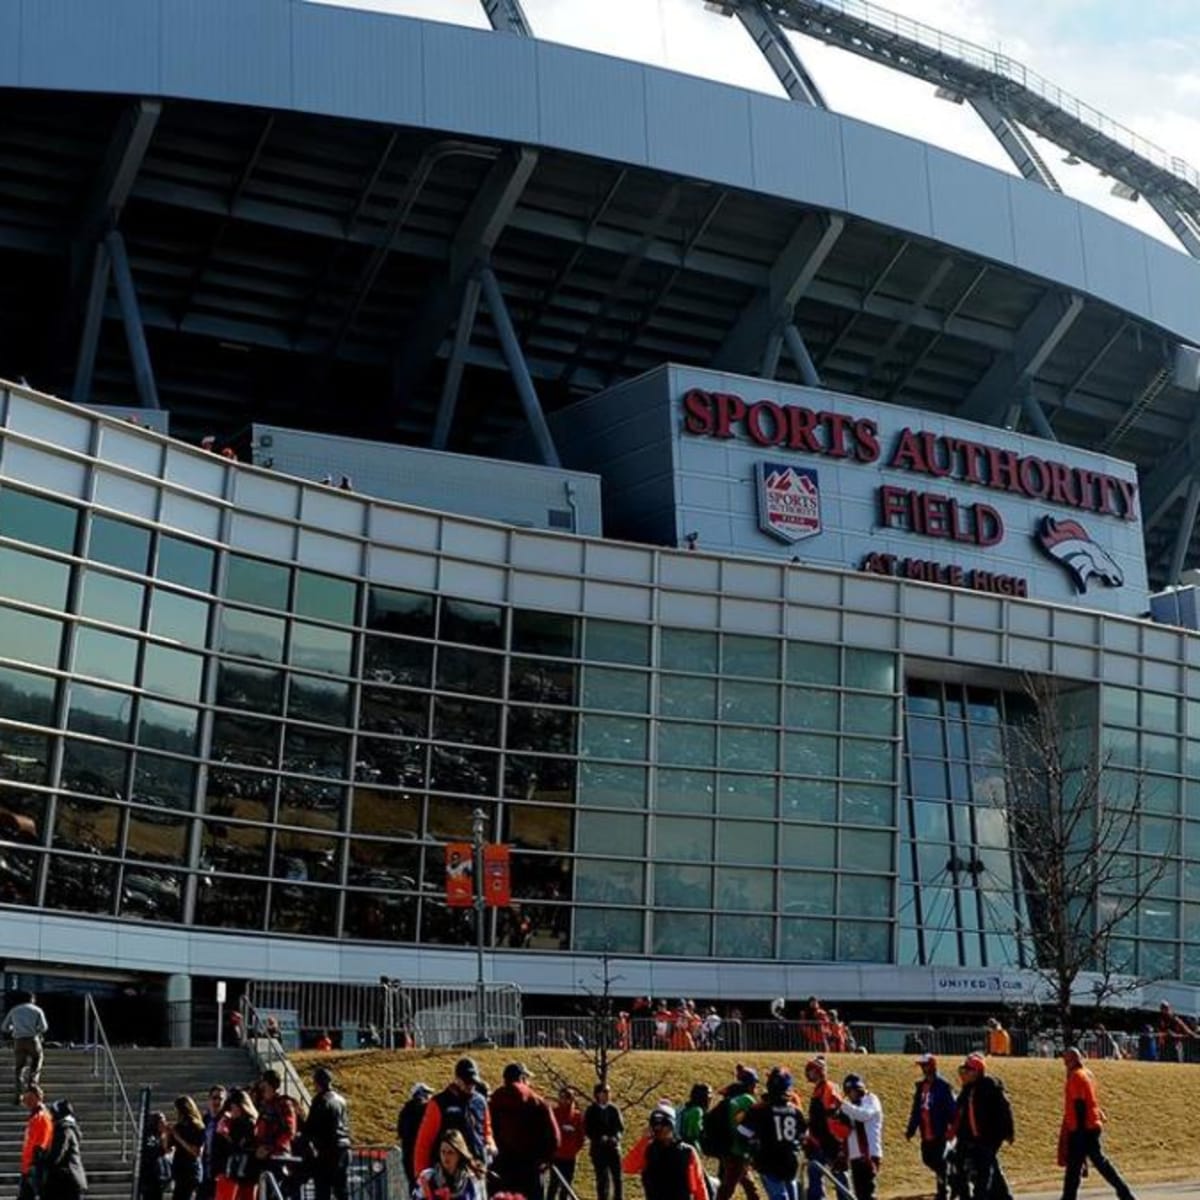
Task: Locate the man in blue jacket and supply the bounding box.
[905,1054,955,1200]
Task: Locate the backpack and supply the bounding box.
[700,1096,734,1157]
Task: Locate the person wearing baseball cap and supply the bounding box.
[621,1103,707,1200]
[413,1058,494,1181]
[802,1057,850,1200]
[1058,1047,1135,1200]
[953,1054,1014,1200]
[490,1062,560,1200]
[839,1074,882,1200]
[905,1054,955,1200]
[738,1067,807,1200]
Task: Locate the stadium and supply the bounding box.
[0,0,1198,1042]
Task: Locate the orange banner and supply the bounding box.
[483,843,511,908]
[445,843,474,907]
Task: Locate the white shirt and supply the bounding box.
[840,1092,883,1161]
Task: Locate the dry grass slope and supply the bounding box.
[294,1049,1200,1200]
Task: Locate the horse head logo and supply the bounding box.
[1035,515,1124,593]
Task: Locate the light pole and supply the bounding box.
[471,807,492,1046]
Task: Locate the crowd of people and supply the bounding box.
[393,1050,1140,1200]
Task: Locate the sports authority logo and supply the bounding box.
[756,462,821,544]
[1035,515,1124,593]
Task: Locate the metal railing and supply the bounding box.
[239,994,312,1110]
[81,993,141,1162]
[257,1146,403,1200]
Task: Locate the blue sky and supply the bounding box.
[314,0,1200,248]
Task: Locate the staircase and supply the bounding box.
[0,1046,256,1200]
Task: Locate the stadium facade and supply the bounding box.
[1,0,1200,1034]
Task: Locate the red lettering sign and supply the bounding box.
[445,843,474,908]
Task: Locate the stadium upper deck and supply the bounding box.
[0,0,1197,583]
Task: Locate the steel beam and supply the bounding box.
[71,243,111,406]
[80,100,163,242]
[1139,414,1200,531]
[968,96,1061,192]
[431,273,483,450]
[480,0,532,35]
[105,231,160,411]
[733,1,826,106]
[782,322,820,386]
[1019,383,1056,442]
[1146,194,1200,259]
[1167,476,1200,584]
[479,265,560,467]
[713,213,843,372]
[859,255,953,387]
[958,291,1083,425]
[1100,363,1173,452]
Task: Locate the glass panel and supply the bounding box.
[574,761,643,809]
[784,733,838,776]
[74,626,136,684]
[295,570,356,624]
[721,680,778,725]
[290,622,354,675]
[780,824,834,868]
[360,687,428,737]
[132,753,195,809]
[437,647,502,697]
[717,774,774,817]
[781,779,836,822]
[582,667,650,713]
[419,895,476,946]
[653,912,711,956]
[270,884,338,937]
[349,788,420,838]
[505,805,573,852]
[148,590,209,646]
[912,800,950,841]
[138,700,199,754]
[226,556,289,610]
[1102,686,1138,727]
[785,642,837,684]
[274,828,341,883]
[157,535,214,592]
[507,707,576,755]
[907,717,944,757]
[715,913,773,958]
[843,784,894,826]
[0,547,70,609]
[0,846,39,905]
[781,871,834,915]
[344,890,417,942]
[289,675,352,726]
[511,610,578,657]
[844,650,895,691]
[578,811,643,856]
[282,727,349,778]
[67,683,133,740]
[509,657,576,705]
[842,830,893,872]
[1143,734,1180,774]
[720,727,776,771]
[585,620,650,666]
[347,838,420,891]
[354,737,427,788]
[211,713,279,769]
[509,852,572,905]
[142,644,203,703]
[367,588,435,638]
[840,876,893,918]
[0,489,78,553]
[440,599,503,649]
[90,515,150,573]
[654,863,712,907]
[781,917,834,960]
[219,608,285,662]
[216,662,283,714]
[364,636,431,687]
[434,697,502,747]
[654,816,712,861]
[658,722,715,766]
[505,755,577,805]
[120,866,185,922]
[785,687,838,731]
[125,809,188,863]
[575,859,643,903]
[659,675,716,720]
[61,740,127,798]
[194,877,267,929]
[843,738,894,782]
[844,694,895,736]
[572,907,642,953]
[657,769,715,813]
[277,778,344,828]
[429,746,499,795]
[717,819,774,864]
[581,715,647,761]
[715,866,772,911]
[909,759,948,800]
[0,667,57,726]
[660,629,717,673]
[78,570,144,627]
[45,855,116,915]
[723,635,778,679]
[838,922,891,962]
[53,797,123,853]
[0,729,51,786]
[0,608,62,670]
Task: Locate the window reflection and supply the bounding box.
[440,599,503,648]
[723,635,778,679]
[131,754,196,810]
[282,727,349,778]
[217,662,283,714]
[205,766,275,821]
[367,588,434,638]
[126,808,188,864]
[716,913,773,958]
[508,658,576,705]
[355,737,427,788]
[201,819,269,876]
[660,629,717,674]
[53,797,122,854]
[0,489,78,554]
[295,571,356,625]
[212,714,279,770]
[278,777,343,825]
[434,697,502,747]
[0,729,50,787]
[0,608,63,671]
[360,687,428,737]
[507,707,576,755]
[44,855,117,915]
[119,866,183,923]
[289,676,352,726]
[0,547,71,610]
[572,907,642,953]
[364,636,431,687]
[0,787,45,843]
[138,701,199,755]
[142,644,204,703]
[349,788,421,839]
[61,740,128,799]
[437,647,502,697]
[148,590,209,646]
[585,621,649,666]
[0,846,39,904]
[226,556,289,610]
[219,608,285,662]
[581,715,647,761]
[344,890,416,942]
[576,859,643,903]
[290,622,354,675]
[269,883,337,936]
[653,912,710,956]
[274,829,341,884]
[655,769,714,813]
[430,746,499,796]
[158,535,215,592]
[67,684,133,741]
[90,515,150,573]
[347,840,419,891]
[427,798,494,841]
[0,667,56,726]
[504,755,576,805]
[78,571,144,628]
[511,610,577,658]
[496,901,568,950]
[659,676,716,720]
[505,804,573,851]
[419,898,477,946]
[194,876,267,929]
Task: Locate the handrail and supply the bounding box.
[239,994,311,1111]
[81,993,140,1162]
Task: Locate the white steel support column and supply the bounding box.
[969,96,1061,192]
[733,1,826,106]
[106,230,161,412]
[1147,195,1200,259]
[480,0,532,35]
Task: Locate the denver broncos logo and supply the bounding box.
[1035,515,1124,593]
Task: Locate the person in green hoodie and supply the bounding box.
[680,1085,713,1152]
[714,1066,760,1200]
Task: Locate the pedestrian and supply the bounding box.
[738,1066,806,1200]
[984,1020,1011,1058]
[168,1096,206,1200]
[413,1058,493,1178]
[621,1102,707,1200]
[1058,1047,1136,1200]
[42,1099,87,1200]
[584,1081,625,1200]
[489,1062,560,1200]
[214,1090,258,1200]
[255,1069,297,1191]
[3,990,48,1103]
[548,1086,584,1200]
[20,1085,53,1200]
[904,1054,955,1200]
[679,1084,712,1152]
[397,1083,433,1192]
[711,1065,760,1200]
[838,1074,882,1200]
[298,1067,352,1200]
[801,1057,849,1200]
[139,1111,173,1200]
[952,1054,1013,1200]
[200,1086,227,1200]
[1156,1002,1193,1062]
[416,1130,485,1200]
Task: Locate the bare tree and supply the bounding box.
[999,674,1172,1045]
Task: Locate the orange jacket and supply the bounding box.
[22,1106,52,1175]
[414,1087,494,1177]
[622,1134,707,1200]
[1062,1066,1104,1134]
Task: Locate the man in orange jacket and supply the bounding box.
[1058,1047,1136,1200]
[19,1084,53,1200]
